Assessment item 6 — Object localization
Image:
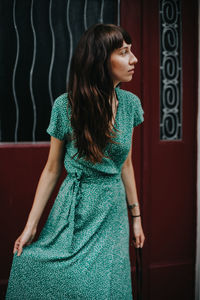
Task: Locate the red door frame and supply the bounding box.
[121,0,198,299]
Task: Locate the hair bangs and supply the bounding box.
[105,25,132,54]
[93,24,132,56]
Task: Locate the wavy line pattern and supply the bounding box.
[48,0,55,106]
[84,0,88,30]
[2,0,118,142]
[66,0,73,85]
[12,0,20,142]
[117,0,120,25]
[99,0,104,23]
[30,0,37,141]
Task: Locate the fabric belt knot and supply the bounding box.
[73,169,83,182]
[68,169,122,184]
[62,169,122,253]
[61,169,84,253]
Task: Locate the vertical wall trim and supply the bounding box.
[30,0,37,141]
[12,0,20,142]
[99,0,104,23]
[117,0,120,25]
[84,0,88,30]
[66,0,73,85]
[48,0,55,106]
[195,2,200,299]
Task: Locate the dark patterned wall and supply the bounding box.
[0,0,119,142]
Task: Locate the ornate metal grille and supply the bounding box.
[160,0,182,140]
[0,0,120,142]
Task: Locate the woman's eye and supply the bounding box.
[120,50,128,55]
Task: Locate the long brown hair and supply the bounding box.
[67,23,131,164]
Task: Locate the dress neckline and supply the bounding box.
[112,87,120,129]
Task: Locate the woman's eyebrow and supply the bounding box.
[119,45,132,50]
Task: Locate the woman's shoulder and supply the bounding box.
[116,88,144,127]
[52,92,71,116]
[53,92,69,108]
[50,92,71,125]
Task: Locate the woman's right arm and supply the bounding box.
[14,136,65,256]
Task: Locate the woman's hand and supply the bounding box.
[132,217,145,248]
[13,226,37,256]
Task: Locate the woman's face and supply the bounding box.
[108,41,138,87]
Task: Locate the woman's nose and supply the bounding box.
[130,53,138,64]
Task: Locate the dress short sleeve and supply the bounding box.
[132,95,144,128]
[46,93,70,140]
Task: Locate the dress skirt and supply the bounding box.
[6,169,132,299]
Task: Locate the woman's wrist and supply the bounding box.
[130,208,140,215]
[26,219,38,231]
[131,215,142,224]
[131,214,141,221]
[127,201,142,220]
[130,207,141,216]
[127,202,139,209]
[131,214,141,218]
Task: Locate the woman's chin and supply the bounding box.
[121,76,133,83]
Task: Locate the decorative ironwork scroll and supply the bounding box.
[160,0,182,140]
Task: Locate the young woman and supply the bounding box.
[6,23,145,299]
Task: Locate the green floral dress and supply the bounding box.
[6,87,144,300]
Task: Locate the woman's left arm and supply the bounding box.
[121,129,145,248]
